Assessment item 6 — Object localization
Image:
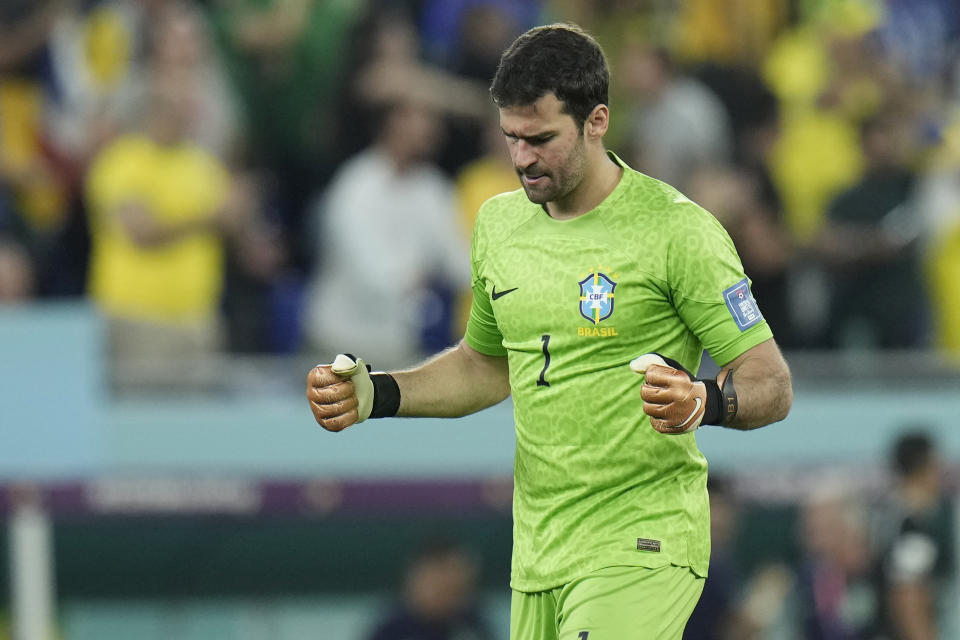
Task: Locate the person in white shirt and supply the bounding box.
[304,98,470,369]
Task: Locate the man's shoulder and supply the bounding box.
[334,150,452,195]
[330,149,389,186]
[473,188,536,239]
[87,135,157,191]
[478,187,528,215]
[620,167,695,209]
[609,168,724,237]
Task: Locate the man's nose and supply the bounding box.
[512,140,537,169]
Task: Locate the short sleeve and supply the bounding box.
[667,202,773,365]
[464,279,507,356]
[463,211,506,356]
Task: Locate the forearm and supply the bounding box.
[392,340,510,418]
[720,339,792,430]
[118,204,219,248]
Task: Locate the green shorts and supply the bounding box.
[510,565,705,640]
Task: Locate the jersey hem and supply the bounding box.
[510,558,708,593]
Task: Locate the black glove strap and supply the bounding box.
[699,371,738,426]
[700,379,724,426]
[720,370,738,425]
[370,373,401,419]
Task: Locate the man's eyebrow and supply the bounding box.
[500,128,554,141]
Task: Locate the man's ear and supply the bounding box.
[584,104,610,139]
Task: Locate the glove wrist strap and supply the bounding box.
[699,371,738,426]
[719,370,738,425]
[701,380,723,426]
[370,373,401,419]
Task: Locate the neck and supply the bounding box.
[148,120,187,147]
[547,149,621,220]
[379,140,418,174]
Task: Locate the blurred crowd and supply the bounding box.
[2,0,960,390]
[681,429,957,640]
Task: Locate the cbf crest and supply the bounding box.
[579,268,618,324]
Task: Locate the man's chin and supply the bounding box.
[521,184,551,204]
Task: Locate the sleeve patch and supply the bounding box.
[723,278,763,331]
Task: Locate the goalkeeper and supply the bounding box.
[307,23,792,640]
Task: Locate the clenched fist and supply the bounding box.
[630,353,730,434]
[306,354,374,431]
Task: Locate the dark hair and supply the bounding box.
[489,23,609,129]
[892,430,934,477]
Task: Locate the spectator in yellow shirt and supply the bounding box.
[85,73,254,393]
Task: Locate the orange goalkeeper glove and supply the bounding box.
[630,353,737,434]
[307,354,400,431]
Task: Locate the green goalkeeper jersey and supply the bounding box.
[465,154,773,592]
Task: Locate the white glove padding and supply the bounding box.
[331,353,374,423]
[630,353,707,434]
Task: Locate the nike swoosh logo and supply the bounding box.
[678,397,703,430]
[491,285,519,300]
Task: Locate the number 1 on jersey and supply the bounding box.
[578,632,590,640]
[537,334,551,387]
